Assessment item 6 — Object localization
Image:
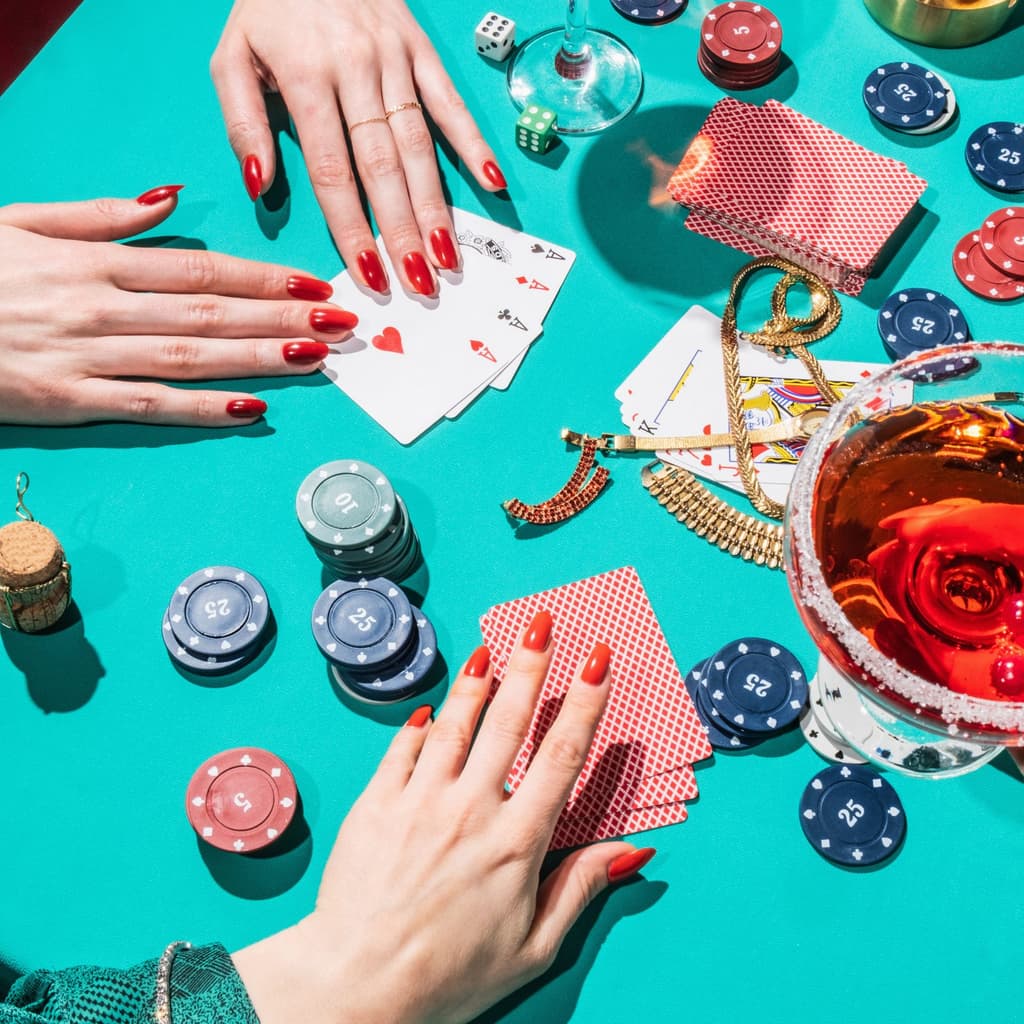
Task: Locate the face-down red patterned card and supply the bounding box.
[480,566,712,849]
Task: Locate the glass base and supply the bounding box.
[506,27,643,135]
[816,657,1000,778]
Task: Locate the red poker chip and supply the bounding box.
[979,207,1024,279]
[185,747,298,853]
[701,1,783,68]
[952,230,1024,302]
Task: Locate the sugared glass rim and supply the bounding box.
[786,340,1024,738]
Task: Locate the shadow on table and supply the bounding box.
[895,4,1024,81]
[0,601,104,713]
[473,877,667,1024]
[576,103,756,300]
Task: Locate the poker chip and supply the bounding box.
[952,229,1024,301]
[899,351,980,384]
[331,606,438,704]
[296,460,397,551]
[311,577,414,671]
[862,61,948,132]
[799,764,906,867]
[297,462,424,584]
[902,73,957,136]
[697,2,783,90]
[166,566,270,660]
[979,207,1024,277]
[162,612,251,675]
[876,287,969,360]
[684,660,762,750]
[965,122,1024,194]
[610,0,687,25]
[799,673,867,765]
[185,747,297,854]
[703,637,808,735]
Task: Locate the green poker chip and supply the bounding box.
[296,460,397,550]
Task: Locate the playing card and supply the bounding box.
[323,239,540,444]
[480,567,712,849]
[445,209,577,417]
[632,764,698,810]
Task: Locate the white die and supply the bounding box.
[474,12,516,62]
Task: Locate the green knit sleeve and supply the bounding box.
[1,942,259,1024]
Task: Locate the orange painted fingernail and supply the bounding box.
[242,154,262,201]
[580,642,611,685]
[136,184,184,205]
[464,645,491,678]
[523,610,553,652]
[406,704,433,728]
[608,847,656,883]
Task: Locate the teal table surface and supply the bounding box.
[2,1,1023,1020]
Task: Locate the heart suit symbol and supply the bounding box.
[373,326,403,353]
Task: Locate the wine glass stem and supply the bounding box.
[556,0,591,78]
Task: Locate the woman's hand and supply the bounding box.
[210,0,507,300]
[233,614,655,1024]
[0,190,356,427]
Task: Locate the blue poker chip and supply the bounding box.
[166,566,270,660]
[683,660,762,751]
[876,288,970,360]
[704,637,808,734]
[311,577,414,670]
[610,0,687,23]
[161,612,250,675]
[862,61,947,131]
[331,607,437,704]
[965,122,1024,193]
[900,351,979,384]
[799,764,906,867]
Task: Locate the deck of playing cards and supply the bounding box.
[322,207,575,444]
[481,567,713,851]
[667,99,928,296]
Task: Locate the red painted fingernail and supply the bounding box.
[581,642,611,685]
[136,184,184,206]
[430,228,458,270]
[357,250,389,293]
[402,252,434,296]
[524,610,553,652]
[406,704,433,728]
[464,645,491,678]
[282,341,329,364]
[608,847,656,883]
[242,154,262,201]
[483,160,508,190]
[286,275,333,301]
[310,308,358,333]
[226,398,267,419]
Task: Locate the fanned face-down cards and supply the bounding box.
[480,567,712,850]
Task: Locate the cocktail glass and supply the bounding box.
[506,0,643,134]
[785,341,1024,778]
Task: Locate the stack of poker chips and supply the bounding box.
[609,0,687,26]
[862,61,957,136]
[162,566,273,676]
[953,205,1024,302]
[0,519,71,633]
[311,577,438,704]
[185,746,298,854]
[965,122,1024,195]
[683,636,808,750]
[697,2,783,91]
[296,460,422,583]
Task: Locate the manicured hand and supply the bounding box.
[233,613,655,1024]
[0,191,355,426]
[210,0,507,299]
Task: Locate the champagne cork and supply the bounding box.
[0,480,72,633]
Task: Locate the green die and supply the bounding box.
[515,105,557,153]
